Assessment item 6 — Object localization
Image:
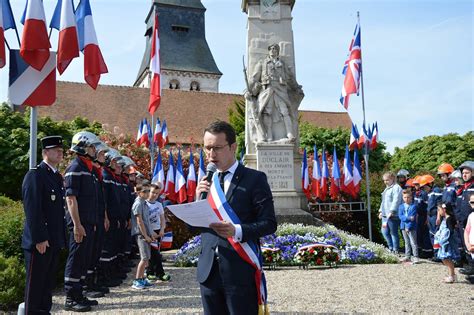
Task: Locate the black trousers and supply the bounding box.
[64,224,94,300]
[200,259,258,315]
[148,234,165,276]
[24,247,60,314]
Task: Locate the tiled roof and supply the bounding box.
[38,82,351,144]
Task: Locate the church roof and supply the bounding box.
[135,0,221,85]
[38,82,351,145]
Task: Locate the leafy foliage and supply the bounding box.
[0,197,24,260]
[0,104,104,200]
[390,132,474,172]
[228,99,246,158]
[0,254,25,311]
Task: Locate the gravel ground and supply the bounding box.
[51,259,473,314]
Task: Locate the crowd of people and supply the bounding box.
[21,132,170,313]
[378,163,474,284]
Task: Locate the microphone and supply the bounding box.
[200,162,217,200]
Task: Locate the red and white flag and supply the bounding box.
[148,13,161,115]
[50,0,79,74]
[186,148,197,202]
[175,150,187,204]
[20,0,51,71]
[76,0,108,89]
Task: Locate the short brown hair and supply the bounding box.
[402,189,412,196]
[204,120,236,145]
[135,183,150,192]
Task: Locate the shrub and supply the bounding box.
[0,254,25,311]
[0,196,24,259]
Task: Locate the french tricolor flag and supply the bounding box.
[50,0,79,74]
[311,145,321,199]
[75,0,108,89]
[154,118,163,148]
[320,148,329,201]
[349,123,359,151]
[370,122,378,150]
[165,152,176,202]
[197,148,205,183]
[139,118,150,148]
[175,149,187,204]
[0,0,16,68]
[148,13,161,115]
[136,120,143,143]
[161,120,169,147]
[329,147,341,200]
[352,150,362,197]
[186,148,197,202]
[160,231,173,249]
[301,148,310,200]
[152,149,165,187]
[20,0,51,71]
[342,145,354,197]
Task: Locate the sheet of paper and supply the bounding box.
[165,200,221,227]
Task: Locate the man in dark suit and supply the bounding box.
[196,121,277,315]
[22,136,67,314]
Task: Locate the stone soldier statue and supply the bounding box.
[248,43,304,142]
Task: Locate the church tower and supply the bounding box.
[134,0,222,92]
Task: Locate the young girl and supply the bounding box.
[434,203,460,283]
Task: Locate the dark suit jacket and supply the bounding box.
[21,162,67,250]
[197,164,277,285]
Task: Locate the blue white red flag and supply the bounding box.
[352,150,362,197]
[154,118,162,147]
[75,0,108,89]
[330,147,341,200]
[136,120,143,143]
[357,123,370,150]
[197,148,206,183]
[311,145,321,199]
[8,49,56,106]
[148,13,161,115]
[340,21,361,110]
[349,123,359,151]
[160,231,173,249]
[139,118,150,148]
[50,0,79,74]
[175,149,187,204]
[320,148,329,201]
[301,148,310,200]
[186,147,197,202]
[161,120,169,147]
[0,0,16,68]
[20,0,51,71]
[165,152,176,202]
[370,122,378,150]
[152,149,165,187]
[342,145,354,196]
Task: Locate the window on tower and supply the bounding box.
[169,79,180,89]
[171,25,189,33]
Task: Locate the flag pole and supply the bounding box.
[29,107,38,169]
[358,11,373,241]
[150,114,155,178]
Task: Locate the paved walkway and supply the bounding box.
[51,259,473,314]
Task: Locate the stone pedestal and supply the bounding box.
[245,143,313,225]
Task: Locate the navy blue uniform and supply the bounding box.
[22,161,66,314]
[442,181,457,206]
[64,156,98,301]
[427,186,443,246]
[414,190,432,257]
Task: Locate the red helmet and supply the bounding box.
[437,163,454,175]
[412,175,422,185]
[406,178,414,187]
[419,174,435,187]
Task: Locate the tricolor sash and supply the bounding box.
[207,172,269,315]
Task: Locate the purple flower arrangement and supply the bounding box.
[174,229,382,267]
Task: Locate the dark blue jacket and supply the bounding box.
[442,181,457,206]
[21,162,66,249]
[93,166,106,219]
[118,176,131,221]
[64,156,99,226]
[399,203,417,230]
[427,186,442,216]
[458,179,474,225]
[414,190,428,216]
[102,167,121,221]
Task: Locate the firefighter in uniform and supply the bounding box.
[63,131,101,312]
[422,174,440,259]
[21,136,66,314]
[458,161,474,276]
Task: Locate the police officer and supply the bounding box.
[22,136,67,314]
[64,131,101,312]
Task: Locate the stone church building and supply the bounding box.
[37,0,350,144]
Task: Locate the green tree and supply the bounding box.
[299,122,391,173]
[390,132,474,172]
[0,104,104,200]
[228,99,246,158]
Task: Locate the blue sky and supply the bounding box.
[0,0,472,153]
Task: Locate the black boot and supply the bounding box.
[64,297,91,312]
[459,264,474,275]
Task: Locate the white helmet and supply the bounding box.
[71,131,101,156]
[93,141,109,154]
[104,148,123,166]
[121,156,136,168]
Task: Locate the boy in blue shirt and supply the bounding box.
[399,189,419,263]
